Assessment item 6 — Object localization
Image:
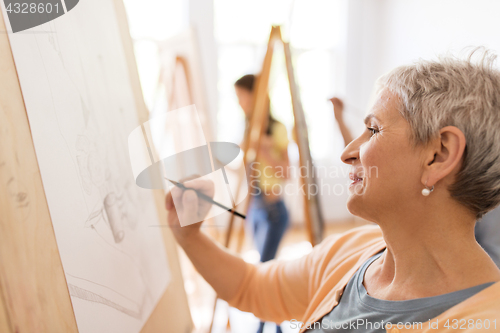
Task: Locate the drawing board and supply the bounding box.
[0,0,193,332]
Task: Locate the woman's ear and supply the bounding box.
[422,126,466,187]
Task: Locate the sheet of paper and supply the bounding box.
[1,0,170,332]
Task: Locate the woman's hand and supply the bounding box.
[329,97,344,121]
[165,178,214,243]
[329,97,353,146]
[164,178,248,302]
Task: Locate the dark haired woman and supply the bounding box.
[234,74,290,333]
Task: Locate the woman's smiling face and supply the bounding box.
[341,89,426,222]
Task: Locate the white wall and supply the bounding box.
[189,0,218,134]
[346,0,500,112]
[345,0,386,117]
[378,0,500,73]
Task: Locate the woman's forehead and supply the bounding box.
[365,90,401,123]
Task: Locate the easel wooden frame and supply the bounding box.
[209,25,325,332]
[0,1,193,332]
[158,27,214,143]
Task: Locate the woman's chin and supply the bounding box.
[346,195,357,211]
[346,190,365,216]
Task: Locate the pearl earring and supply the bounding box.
[422,181,434,196]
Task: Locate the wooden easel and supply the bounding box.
[209,25,325,333]
[0,1,193,332]
[158,28,214,144]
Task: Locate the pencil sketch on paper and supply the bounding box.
[0,0,170,332]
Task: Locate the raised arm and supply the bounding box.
[330,97,353,147]
[165,179,312,321]
[165,180,247,301]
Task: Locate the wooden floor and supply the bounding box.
[177,218,370,333]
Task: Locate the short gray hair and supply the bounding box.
[376,49,500,219]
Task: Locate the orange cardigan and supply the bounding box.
[227,225,500,333]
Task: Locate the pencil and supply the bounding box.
[165,178,246,219]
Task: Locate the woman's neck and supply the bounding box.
[364,202,500,301]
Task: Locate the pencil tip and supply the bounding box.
[164,177,177,185]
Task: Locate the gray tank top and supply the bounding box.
[306,251,494,332]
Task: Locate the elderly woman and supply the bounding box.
[166,53,500,333]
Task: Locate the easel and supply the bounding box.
[209,25,325,333]
[0,0,193,332]
[158,28,214,143]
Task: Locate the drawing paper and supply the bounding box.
[1,0,170,332]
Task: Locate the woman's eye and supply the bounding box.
[367,127,379,136]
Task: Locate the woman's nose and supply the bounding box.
[341,138,360,165]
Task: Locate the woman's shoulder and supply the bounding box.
[429,281,500,331]
[309,224,385,264]
[270,121,287,137]
[270,121,289,148]
[320,224,383,247]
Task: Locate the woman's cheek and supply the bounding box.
[360,142,384,183]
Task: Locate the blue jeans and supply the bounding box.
[248,193,289,333]
[248,193,289,263]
